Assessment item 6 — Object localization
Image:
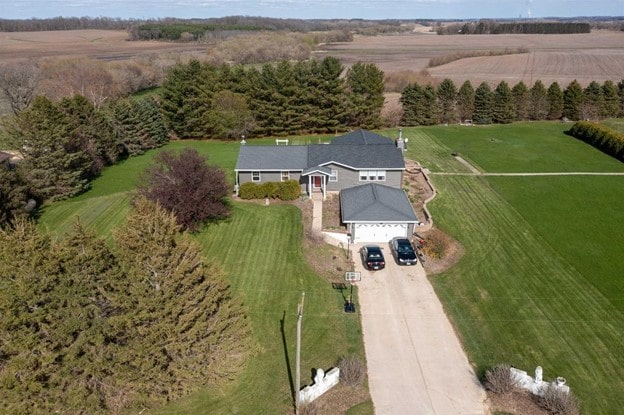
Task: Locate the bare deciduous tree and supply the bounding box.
[0,61,41,115]
[40,58,115,108]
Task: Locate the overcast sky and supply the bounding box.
[3,0,623,20]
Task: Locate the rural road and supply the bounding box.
[351,243,485,415]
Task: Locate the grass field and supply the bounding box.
[38,139,367,415]
[398,123,624,414]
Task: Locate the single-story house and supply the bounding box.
[341,183,419,243]
[235,129,418,242]
[235,130,405,199]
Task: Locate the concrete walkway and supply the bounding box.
[311,193,323,233]
[351,244,486,415]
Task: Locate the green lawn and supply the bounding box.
[399,123,624,414]
[392,123,624,173]
[38,139,367,415]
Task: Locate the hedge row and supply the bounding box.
[568,121,624,161]
[239,180,301,201]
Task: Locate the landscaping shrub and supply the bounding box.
[536,384,580,415]
[421,228,452,259]
[239,182,260,199]
[259,181,279,199]
[240,180,301,200]
[277,180,301,201]
[484,364,518,394]
[338,356,365,388]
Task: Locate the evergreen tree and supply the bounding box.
[473,82,493,124]
[618,80,624,117]
[108,97,168,156]
[110,198,252,405]
[529,80,549,120]
[304,57,346,133]
[400,82,424,126]
[437,78,457,124]
[601,80,620,118]
[456,80,475,122]
[547,81,564,120]
[563,80,584,120]
[59,94,120,177]
[511,81,530,121]
[0,162,33,227]
[0,220,119,414]
[160,60,218,138]
[582,81,603,120]
[9,96,92,200]
[492,81,514,124]
[344,62,385,129]
[422,84,439,125]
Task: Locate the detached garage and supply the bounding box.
[341,183,419,243]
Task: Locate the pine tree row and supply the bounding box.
[159,58,386,139]
[400,78,624,126]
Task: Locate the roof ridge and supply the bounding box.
[359,129,367,145]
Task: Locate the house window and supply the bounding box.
[252,171,261,182]
[359,170,386,181]
[329,169,338,182]
[281,171,290,181]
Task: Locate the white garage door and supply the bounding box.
[354,223,407,243]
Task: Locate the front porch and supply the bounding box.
[302,166,332,200]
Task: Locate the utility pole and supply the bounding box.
[295,291,305,415]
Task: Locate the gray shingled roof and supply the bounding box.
[308,144,403,169]
[235,145,308,170]
[235,130,404,171]
[330,129,395,145]
[340,183,418,223]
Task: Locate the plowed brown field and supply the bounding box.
[317,31,624,86]
[0,29,207,63]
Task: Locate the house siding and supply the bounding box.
[239,171,302,184]
[323,163,403,191]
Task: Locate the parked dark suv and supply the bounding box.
[390,237,418,266]
[360,245,385,270]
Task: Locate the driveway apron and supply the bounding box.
[351,244,485,415]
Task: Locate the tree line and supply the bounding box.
[400,78,624,126]
[160,58,385,138]
[568,121,624,161]
[437,20,591,35]
[0,94,168,225]
[0,198,251,414]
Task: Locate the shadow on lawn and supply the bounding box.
[280,310,295,410]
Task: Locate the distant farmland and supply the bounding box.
[318,31,624,86]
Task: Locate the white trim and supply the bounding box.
[251,171,261,182]
[319,160,404,171]
[329,169,338,182]
[359,170,387,182]
[281,171,290,181]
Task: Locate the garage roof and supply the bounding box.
[340,183,419,223]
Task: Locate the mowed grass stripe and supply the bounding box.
[384,128,472,173]
[429,175,624,413]
[176,202,362,415]
[39,192,132,238]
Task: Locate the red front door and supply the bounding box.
[313,176,322,189]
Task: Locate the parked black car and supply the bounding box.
[360,245,385,270]
[390,237,418,266]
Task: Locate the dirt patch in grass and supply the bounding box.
[290,383,371,415]
[486,390,549,415]
[417,229,465,275]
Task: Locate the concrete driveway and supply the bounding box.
[351,243,486,415]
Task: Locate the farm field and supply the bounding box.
[0,29,206,63]
[397,123,624,414]
[319,31,624,86]
[38,139,368,415]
